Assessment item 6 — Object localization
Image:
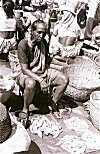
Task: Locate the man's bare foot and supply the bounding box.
[17,110,29,128]
[22,108,28,114]
[53,111,63,119]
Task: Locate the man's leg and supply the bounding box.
[17,73,37,113]
[51,75,68,103]
[48,68,68,117]
[16,74,37,127]
[23,77,36,113]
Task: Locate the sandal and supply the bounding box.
[65,107,72,114]
[53,111,63,119]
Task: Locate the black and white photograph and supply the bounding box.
[0,0,100,153]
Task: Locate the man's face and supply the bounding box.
[30,23,46,44]
[30,30,45,44]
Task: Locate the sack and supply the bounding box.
[0,114,31,154]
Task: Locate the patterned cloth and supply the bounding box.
[0,36,17,53]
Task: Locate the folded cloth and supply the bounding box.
[14,141,42,154]
[0,36,17,53]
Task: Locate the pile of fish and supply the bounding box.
[64,116,89,133]
[30,115,62,138]
[57,134,86,154]
[57,116,100,153]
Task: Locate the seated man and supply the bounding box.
[17,19,68,119]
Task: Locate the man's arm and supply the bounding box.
[20,63,43,83]
[20,63,49,93]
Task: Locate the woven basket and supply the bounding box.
[64,85,93,102]
[90,91,100,131]
[64,56,100,101]
[0,102,12,143]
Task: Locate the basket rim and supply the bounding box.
[0,103,12,143]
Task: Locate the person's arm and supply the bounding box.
[20,63,43,83]
[49,63,64,71]
[24,6,34,11]
[20,63,49,93]
[24,17,31,31]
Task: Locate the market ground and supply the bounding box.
[0,60,100,154]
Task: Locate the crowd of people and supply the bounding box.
[0,0,100,122]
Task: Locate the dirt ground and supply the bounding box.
[0,61,100,154]
[27,106,100,154]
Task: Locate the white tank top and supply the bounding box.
[0,18,16,31]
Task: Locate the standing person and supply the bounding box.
[0,0,17,55]
[84,0,100,50]
[14,9,26,43]
[17,19,68,119]
[49,16,82,60]
[0,0,25,55]
[53,0,87,46]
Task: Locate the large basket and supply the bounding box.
[0,102,12,143]
[64,56,100,101]
[90,91,100,131]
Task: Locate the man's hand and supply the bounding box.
[40,79,49,94]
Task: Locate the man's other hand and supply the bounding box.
[40,79,49,94]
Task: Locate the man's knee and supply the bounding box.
[58,74,68,86]
[61,74,69,85]
[25,78,36,89]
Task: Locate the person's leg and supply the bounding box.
[51,75,68,103]
[17,73,37,113]
[84,17,94,40]
[47,68,68,118]
[23,77,36,113]
[84,3,100,40]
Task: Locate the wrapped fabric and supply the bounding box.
[0,113,31,154]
